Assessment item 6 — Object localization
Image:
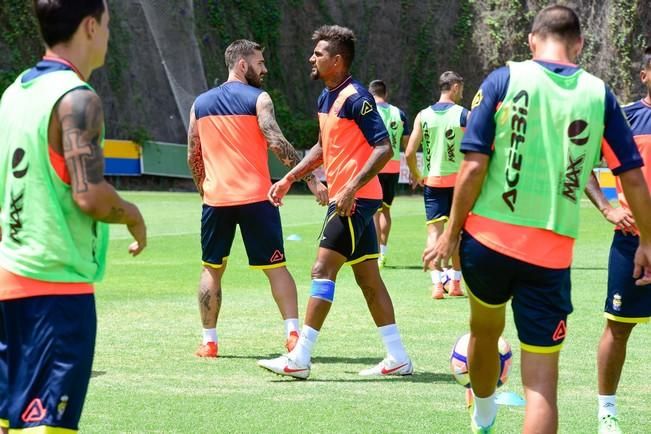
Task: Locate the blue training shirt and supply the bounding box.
[317,76,389,146]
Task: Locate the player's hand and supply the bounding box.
[332,187,356,217]
[604,207,636,233]
[127,211,147,257]
[633,238,651,286]
[409,174,424,190]
[268,176,293,207]
[422,230,459,271]
[307,177,328,206]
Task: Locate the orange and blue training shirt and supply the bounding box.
[461,60,642,269]
[317,76,387,200]
[614,99,651,221]
[194,81,271,206]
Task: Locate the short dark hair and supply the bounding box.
[368,80,387,98]
[311,25,356,67]
[531,5,581,42]
[439,71,464,91]
[224,39,263,70]
[643,46,651,70]
[33,0,105,47]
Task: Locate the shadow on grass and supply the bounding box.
[219,354,278,360]
[313,355,387,364]
[269,371,456,384]
[91,370,107,378]
[383,265,424,270]
[572,266,607,271]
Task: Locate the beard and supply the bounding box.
[245,67,263,88]
[310,67,320,81]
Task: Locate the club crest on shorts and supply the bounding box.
[57,395,69,420]
[612,293,622,312]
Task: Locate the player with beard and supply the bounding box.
[258,25,412,379]
[187,39,327,358]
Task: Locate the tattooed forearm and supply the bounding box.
[188,139,205,195]
[187,107,205,196]
[59,89,105,194]
[286,142,324,182]
[257,93,315,182]
[100,206,126,223]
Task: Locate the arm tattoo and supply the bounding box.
[59,90,105,193]
[187,108,205,195]
[102,206,126,222]
[257,94,315,182]
[286,142,323,182]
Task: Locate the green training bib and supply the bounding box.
[0,69,109,282]
[472,60,605,238]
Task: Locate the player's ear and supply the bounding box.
[640,69,647,85]
[527,33,535,54]
[572,36,584,59]
[237,57,247,73]
[82,15,97,41]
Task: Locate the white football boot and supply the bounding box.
[359,357,413,376]
[257,355,311,380]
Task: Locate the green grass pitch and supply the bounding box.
[81,192,650,433]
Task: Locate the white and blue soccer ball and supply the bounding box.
[450,333,513,388]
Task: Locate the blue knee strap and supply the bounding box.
[310,279,335,303]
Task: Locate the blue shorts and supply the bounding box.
[201,201,286,269]
[460,233,572,352]
[319,199,381,264]
[0,294,96,431]
[424,186,453,224]
[605,231,651,323]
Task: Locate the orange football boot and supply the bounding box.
[432,282,445,299]
[448,280,464,297]
[195,341,218,358]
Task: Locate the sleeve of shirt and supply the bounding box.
[601,87,643,175]
[460,108,470,128]
[460,66,510,155]
[350,95,389,146]
[400,110,411,135]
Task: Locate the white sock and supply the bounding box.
[284,318,299,337]
[290,325,319,366]
[380,244,387,255]
[378,324,408,363]
[598,394,617,418]
[452,269,462,280]
[202,328,217,345]
[473,392,497,428]
[431,270,442,284]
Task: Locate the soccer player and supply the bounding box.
[258,25,412,379]
[368,80,410,268]
[187,39,327,358]
[405,71,468,299]
[0,1,147,432]
[423,5,651,434]
[585,46,651,434]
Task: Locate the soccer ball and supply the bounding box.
[450,333,513,389]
